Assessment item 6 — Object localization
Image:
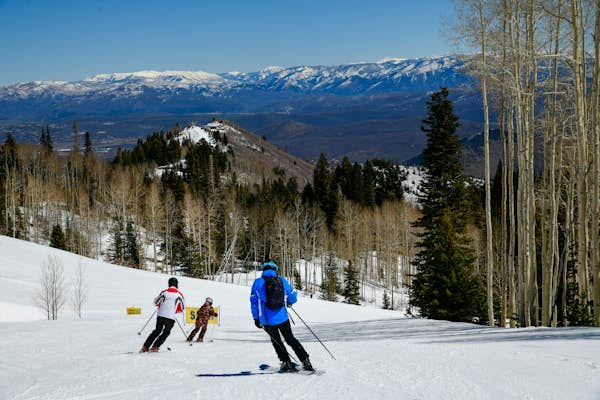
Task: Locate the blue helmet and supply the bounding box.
[261,260,279,272]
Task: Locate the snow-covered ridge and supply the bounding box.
[86,70,226,86]
[173,125,216,146]
[0,55,466,98]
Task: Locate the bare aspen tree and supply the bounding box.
[569,0,591,310]
[145,181,164,271]
[4,161,21,237]
[454,0,496,325]
[36,255,67,320]
[540,0,563,326]
[219,196,242,283]
[163,191,178,274]
[71,261,88,319]
[499,0,510,327]
[592,0,600,325]
[477,0,495,326]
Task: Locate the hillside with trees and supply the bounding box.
[0,119,418,309]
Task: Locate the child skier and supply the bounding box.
[140,277,185,352]
[187,297,218,342]
[250,260,314,372]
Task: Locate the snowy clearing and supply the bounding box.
[0,235,599,400]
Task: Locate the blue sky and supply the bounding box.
[0,0,456,85]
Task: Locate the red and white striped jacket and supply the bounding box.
[154,287,185,320]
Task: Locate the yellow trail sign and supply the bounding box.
[186,306,220,325]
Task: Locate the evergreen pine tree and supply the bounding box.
[313,154,338,229]
[362,160,376,207]
[124,220,140,268]
[409,87,486,323]
[109,218,125,265]
[301,183,316,205]
[72,121,79,153]
[321,252,340,301]
[343,261,360,305]
[45,125,53,153]
[565,243,594,326]
[2,133,19,171]
[293,269,302,291]
[50,224,66,250]
[314,153,330,204]
[383,292,391,310]
[39,125,53,154]
[411,211,485,321]
[351,163,364,203]
[84,131,93,156]
[40,126,47,149]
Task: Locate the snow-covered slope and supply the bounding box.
[1,235,599,400]
[172,125,216,146]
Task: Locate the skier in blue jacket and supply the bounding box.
[250,260,314,372]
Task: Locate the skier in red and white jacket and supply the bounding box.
[141,277,185,352]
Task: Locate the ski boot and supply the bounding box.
[139,346,148,353]
[279,361,298,373]
[302,358,314,371]
[150,346,159,352]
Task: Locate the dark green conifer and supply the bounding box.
[50,224,66,250]
[343,261,360,305]
[109,218,125,265]
[383,292,391,310]
[362,161,375,207]
[293,269,302,291]
[124,220,140,268]
[409,87,486,323]
[84,131,93,156]
[313,154,338,229]
[321,252,340,301]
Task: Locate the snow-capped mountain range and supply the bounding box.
[0,56,470,119]
[0,55,484,166]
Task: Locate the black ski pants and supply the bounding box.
[144,316,175,349]
[263,319,309,363]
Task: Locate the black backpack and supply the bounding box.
[264,276,285,309]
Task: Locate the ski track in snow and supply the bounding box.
[1,235,600,400]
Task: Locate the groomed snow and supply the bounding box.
[173,125,216,146]
[1,235,599,400]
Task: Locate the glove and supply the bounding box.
[254,318,262,329]
[286,301,293,308]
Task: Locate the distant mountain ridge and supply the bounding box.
[0,55,484,167]
[0,56,470,118]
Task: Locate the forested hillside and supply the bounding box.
[0,119,418,309]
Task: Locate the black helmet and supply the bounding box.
[168,277,178,288]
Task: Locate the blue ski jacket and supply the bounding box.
[250,269,297,326]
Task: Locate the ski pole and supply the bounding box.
[176,318,192,346]
[287,307,296,325]
[137,308,158,335]
[260,325,300,365]
[289,306,336,360]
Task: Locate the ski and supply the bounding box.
[195,364,324,378]
[196,371,277,377]
[259,363,324,375]
[124,347,172,355]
